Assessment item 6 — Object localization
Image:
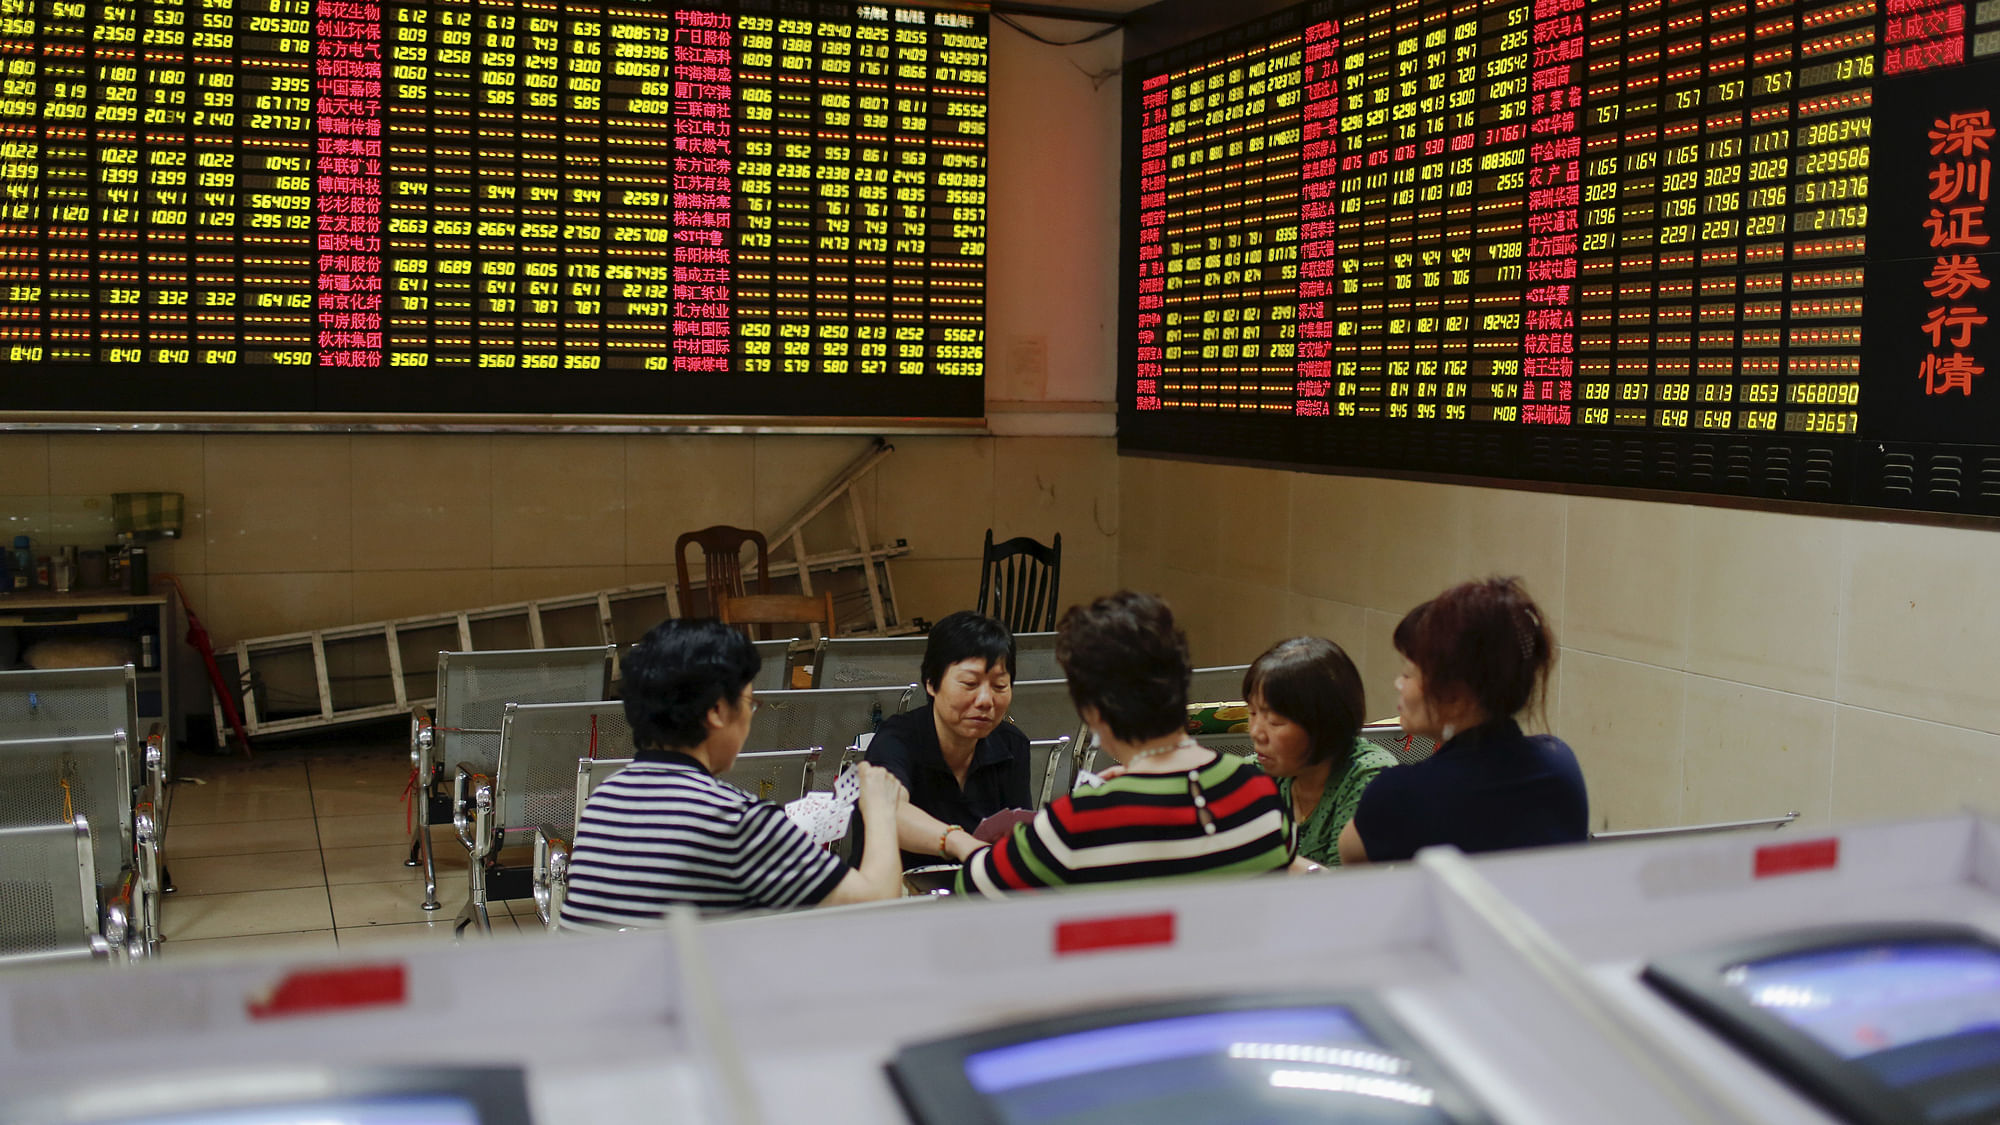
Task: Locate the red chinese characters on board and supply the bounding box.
[671,11,734,372]
[315,10,384,367]
[1520,0,1583,424]
[1917,110,1994,396]
[1133,74,1168,411]
[1294,19,1339,418]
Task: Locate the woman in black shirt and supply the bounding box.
[1341,576,1589,864]
[863,611,1032,867]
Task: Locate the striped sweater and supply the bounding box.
[558,752,846,928]
[956,751,1293,897]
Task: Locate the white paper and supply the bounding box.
[783,761,860,847]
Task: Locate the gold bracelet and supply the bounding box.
[939,825,963,856]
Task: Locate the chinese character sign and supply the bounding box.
[1917,109,1993,396]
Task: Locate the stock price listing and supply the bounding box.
[0,0,986,417]
[1123,0,2000,513]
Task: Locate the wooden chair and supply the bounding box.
[675,525,771,620]
[718,591,836,641]
[976,530,1063,633]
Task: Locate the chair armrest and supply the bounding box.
[103,871,135,963]
[532,830,569,931]
[132,801,161,955]
[143,724,167,827]
[452,764,495,858]
[410,706,435,790]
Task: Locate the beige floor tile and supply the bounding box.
[323,842,466,886]
[329,879,468,927]
[315,812,411,850]
[161,929,339,961]
[175,762,310,793]
[167,816,319,858]
[168,787,317,826]
[310,787,410,818]
[169,848,325,896]
[162,887,333,941]
[334,914,516,949]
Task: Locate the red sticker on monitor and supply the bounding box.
[1054,912,1176,956]
[247,964,407,1020]
[1754,837,1840,879]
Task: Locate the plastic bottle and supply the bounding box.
[10,536,31,591]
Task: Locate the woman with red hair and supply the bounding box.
[1339,576,1588,865]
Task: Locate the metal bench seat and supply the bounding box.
[0,817,114,967]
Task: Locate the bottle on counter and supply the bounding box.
[127,541,149,596]
[105,543,124,588]
[52,546,73,594]
[10,536,32,591]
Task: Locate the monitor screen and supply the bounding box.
[1646,925,2000,1125]
[1724,940,2000,1099]
[891,997,1489,1125]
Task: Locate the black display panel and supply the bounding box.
[1120,0,2000,514]
[1644,923,2000,1125]
[0,0,986,418]
[888,993,1496,1125]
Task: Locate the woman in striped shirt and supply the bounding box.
[559,618,909,927]
[944,591,1294,895]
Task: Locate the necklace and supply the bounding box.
[1126,736,1198,768]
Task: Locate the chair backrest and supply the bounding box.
[718,591,835,640]
[675,524,771,619]
[0,817,101,966]
[747,684,918,789]
[1025,735,1073,808]
[813,636,927,689]
[0,666,140,787]
[0,666,137,743]
[1194,731,1257,759]
[1359,721,1437,766]
[436,647,615,778]
[495,700,633,840]
[1591,813,1798,843]
[0,734,131,893]
[1187,664,1251,706]
[1012,632,1061,681]
[976,530,1062,633]
[751,638,795,693]
[574,756,635,833]
[719,748,821,805]
[1004,678,1088,747]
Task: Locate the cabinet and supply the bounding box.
[0,589,181,749]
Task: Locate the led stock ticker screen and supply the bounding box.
[1120,0,2000,514]
[0,0,987,418]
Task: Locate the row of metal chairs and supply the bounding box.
[0,665,169,966]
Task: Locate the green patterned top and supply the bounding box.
[1279,739,1399,867]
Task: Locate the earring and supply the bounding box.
[1441,723,1457,743]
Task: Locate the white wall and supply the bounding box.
[1120,459,2000,833]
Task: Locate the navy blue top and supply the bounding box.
[1351,717,1588,862]
[861,702,1033,868]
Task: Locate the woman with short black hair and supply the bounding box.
[863,610,1030,867]
[1243,637,1396,867]
[945,591,1294,895]
[1340,576,1587,865]
[559,618,908,926]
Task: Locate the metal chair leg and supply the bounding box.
[413,784,440,910]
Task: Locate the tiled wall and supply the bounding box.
[1119,456,2000,834]
[0,431,1120,645]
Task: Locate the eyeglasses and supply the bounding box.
[744,693,760,714]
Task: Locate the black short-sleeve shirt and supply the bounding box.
[861,702,1033,868]
[1352,717,1588,863]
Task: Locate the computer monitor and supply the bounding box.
[1644,923,2000,1125]
[0,1067,533,1125]
[888,994,1494,1125]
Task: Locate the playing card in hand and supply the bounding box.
[972,808,1035,844]
[783,761,861,848]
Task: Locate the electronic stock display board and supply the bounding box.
[1120,0,2000,513]
[0,0,987,418]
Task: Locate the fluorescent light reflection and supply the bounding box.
[1751,984,1828,1010]
[1227,1041,1411,1075]
[1268,1068,1438,1106]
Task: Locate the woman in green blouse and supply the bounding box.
[1243,637,1396,867]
